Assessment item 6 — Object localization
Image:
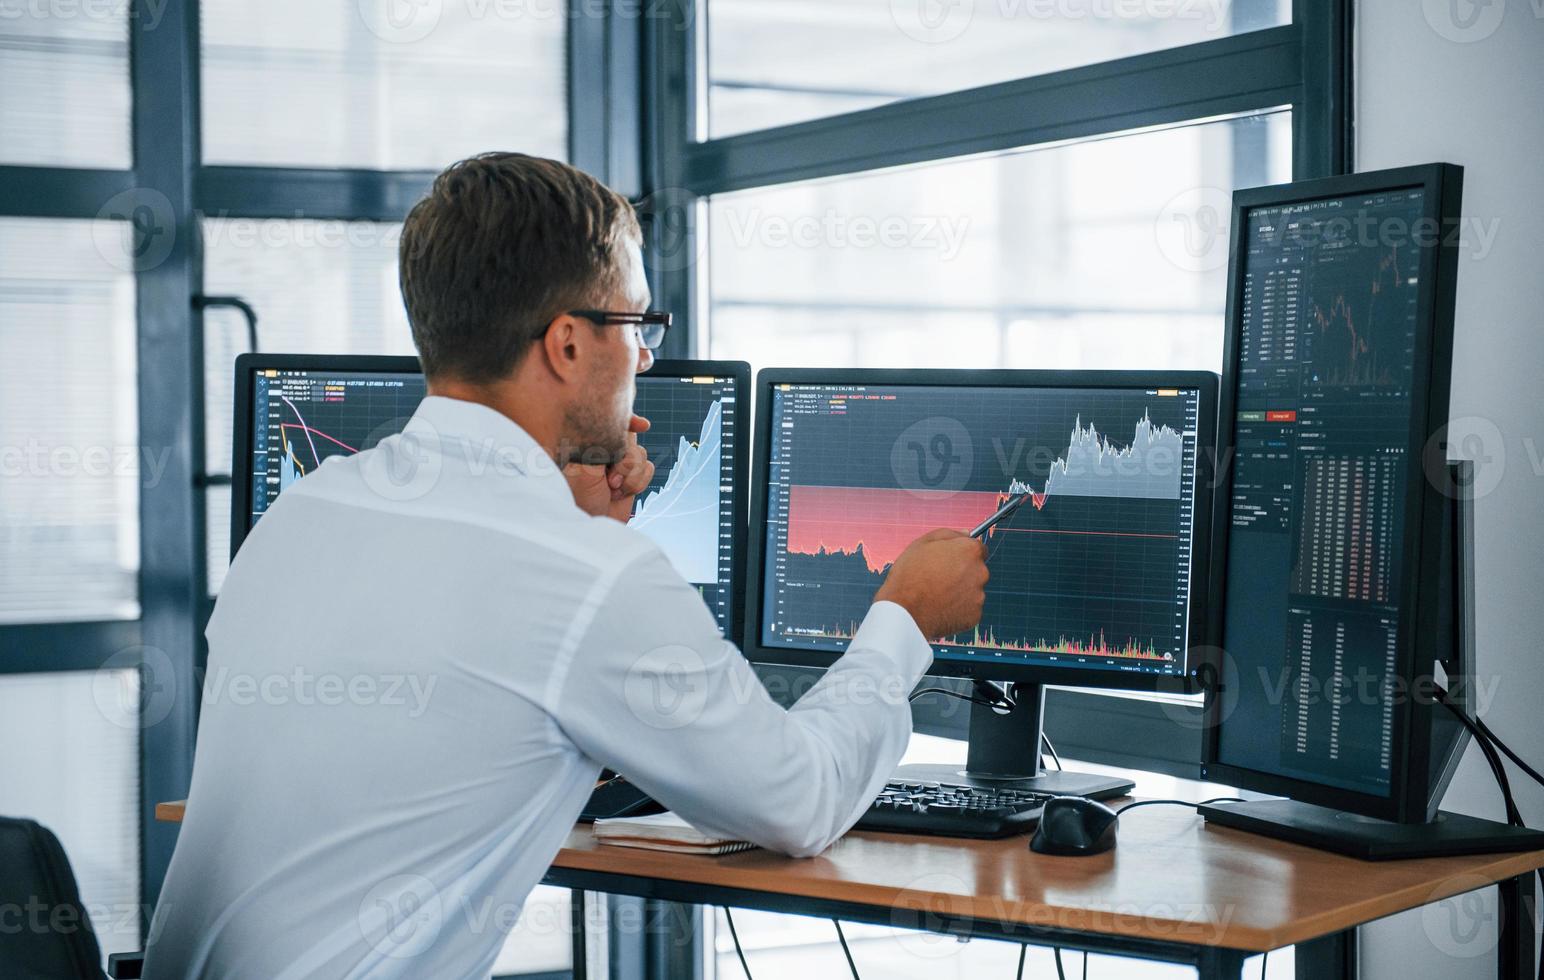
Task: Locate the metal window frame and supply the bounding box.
[0,1,616,945]
[646,0,1354,785]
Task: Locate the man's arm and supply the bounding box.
[549,531,986,858]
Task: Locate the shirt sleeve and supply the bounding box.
[548,546,933,858]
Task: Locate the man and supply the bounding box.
[145,153,989,978]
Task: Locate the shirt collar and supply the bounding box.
[409,395,573,505]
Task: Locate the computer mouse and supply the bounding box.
[1030,796,1119,856]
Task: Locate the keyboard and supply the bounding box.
[853,779,1058,839]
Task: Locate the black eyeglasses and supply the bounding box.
[567,310,673,350]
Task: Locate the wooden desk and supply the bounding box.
[155,800,1543,979]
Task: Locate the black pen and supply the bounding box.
[969,491,1034,539]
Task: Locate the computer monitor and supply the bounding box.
[1198,165,1544,856]
[231,354,426,552]
[229,354,751,640]
[745,368,1218,793]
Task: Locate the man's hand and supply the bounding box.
[874,529,990,639]
[564,415,655,523]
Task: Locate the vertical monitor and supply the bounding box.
[745,369,1217,693]
[1204,165,1464,818]
[230,355,751,639]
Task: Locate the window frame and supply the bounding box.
[649,0,1354,773]
[0,0,611,935]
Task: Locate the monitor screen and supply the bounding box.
[754,379,1207,679]
[1214,185,1428,796]
[630,370,742,634]
[246,366,428,528]
[235,358,745,636]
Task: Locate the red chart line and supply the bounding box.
[279,423,360,455]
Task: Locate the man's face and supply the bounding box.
[561,238,653,467]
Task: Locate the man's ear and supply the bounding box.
[540,313,586,382]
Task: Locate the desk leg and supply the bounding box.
[644,900,702,980]
[1296,929,1356,979]
[1195,946,1247,980]
[1499,873,1538,980]
[571,889,587,980]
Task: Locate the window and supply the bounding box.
[0,1,131,166]
[681,0,1340,972]
[0,218,139,624]
[708,111,1290,372]
[705,0,1289,137]
[200,0,567,169]
[0,671,143,962]
[202,217,413,591]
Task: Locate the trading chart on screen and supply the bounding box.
[631,373,740,634]
[248,368,428,528]
[1218,186,1428,793]
[759,382,1203,676]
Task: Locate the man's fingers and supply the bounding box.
[628,414,651,434]
[917,527,966,544]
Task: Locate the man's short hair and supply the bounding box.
[399,152,641,383]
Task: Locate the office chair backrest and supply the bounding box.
[0,816,105,980]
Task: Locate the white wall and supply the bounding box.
[1354,2,1544,977]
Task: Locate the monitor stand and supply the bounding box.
[1196,799,1544,860]
[895,681,1135,800]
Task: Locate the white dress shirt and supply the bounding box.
[144,395,932,980]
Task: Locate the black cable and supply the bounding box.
[1083,950,1088,980]
[909,686,1010,711]
[1434,684,1544,792]
[1431,684,1543,980]
[1475,714,1544,790]
[1042,734,1064,772]
[1053,947,1067,980]
[1260,949,1268,979]
[722,907,753,980]
[1015,943,1026,980]
[1113,797,1246,816]
[1432,687,1522,825]
[832,920,861,980]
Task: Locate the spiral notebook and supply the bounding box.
[592,812,758,856]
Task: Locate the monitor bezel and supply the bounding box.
[1199,164,1465,823]
[743,367,1220,696]
[229,354,753,644]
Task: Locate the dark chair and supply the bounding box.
[0,816,143,979]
